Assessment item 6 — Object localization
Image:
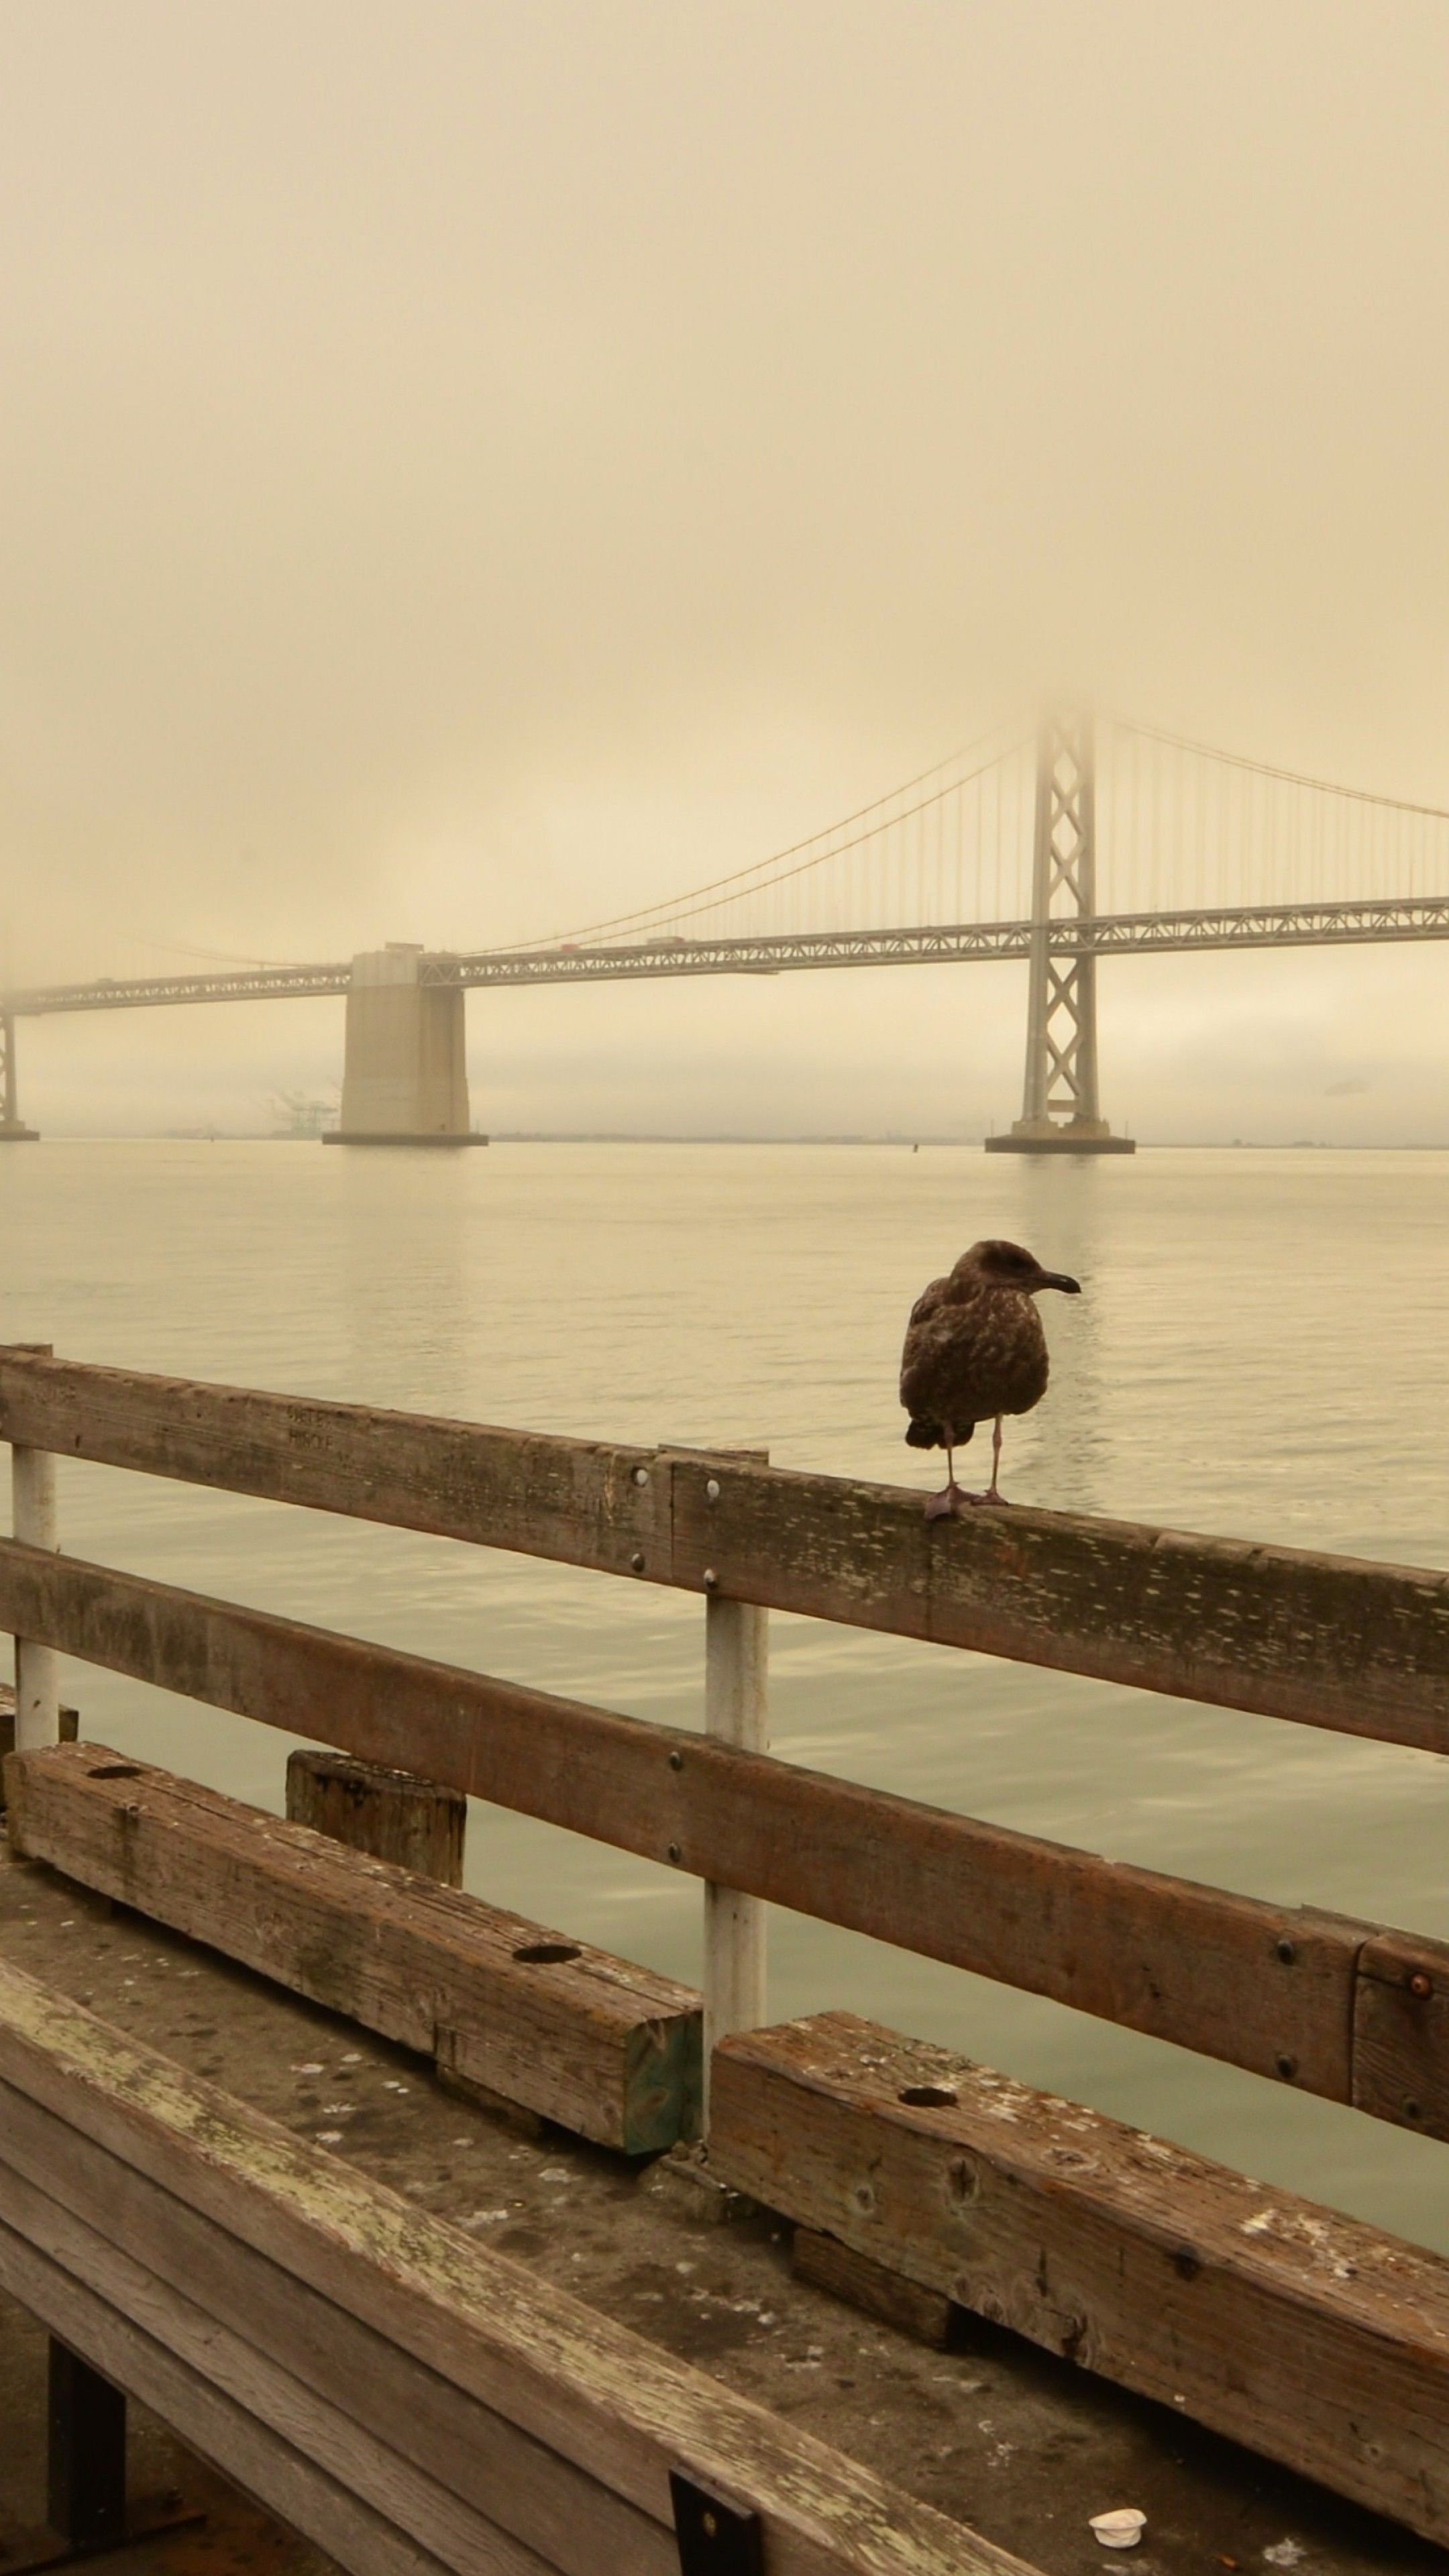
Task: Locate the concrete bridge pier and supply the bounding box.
[0,1014,39,1141]
[324,947,488,1147]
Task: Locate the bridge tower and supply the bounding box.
[0,1014,38,1141]
[986,708,1134,1155]
[323,947,487,1147]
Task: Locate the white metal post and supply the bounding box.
[702,1589,769,2127]
[9,1344,60,1750]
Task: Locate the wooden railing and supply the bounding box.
[2,1344,1448,2131]
[3,1348,1447,1745]
[7,1345,1449,2551]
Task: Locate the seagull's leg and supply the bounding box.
[967,1415,1006,1505]
[923,1424,966,1520]
[986,1414,1004,1502]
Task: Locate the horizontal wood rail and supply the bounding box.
[3,1536,1448,2133]
[3,1348,1448,1748]
[0,1962,1015,2576]
[710,2014,1449,2548]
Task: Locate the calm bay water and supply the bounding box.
[3,1139,1448,2244]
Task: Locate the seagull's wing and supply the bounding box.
[906,1272,954,1330]
[900,1293,983,1419]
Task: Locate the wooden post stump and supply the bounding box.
[286,1747,466,1885]
[0,1684,78,1804]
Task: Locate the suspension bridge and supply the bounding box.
[5,706,1449,1147]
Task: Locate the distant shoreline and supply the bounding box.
[21,1132,1449,1152]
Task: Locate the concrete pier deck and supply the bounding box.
[0,1831,1434,2576]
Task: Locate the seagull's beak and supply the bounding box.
[1038,1271,1081,1295]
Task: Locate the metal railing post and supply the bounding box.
[48,2341,127,2548]
[1,1012,16,1129]
[9,1344,60,1749]
[702,1589,769,2128]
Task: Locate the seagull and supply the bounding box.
[899,1238,1081,1517]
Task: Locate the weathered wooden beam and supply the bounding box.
[1,2078,672,2576]
[792,2226,957,2350]
[7,1746,700,2155]
[0,1549,1382,2108]
[667,1452,1449,1750]
[0,1348,669,1580]
[0,2144,626,2576]
[3,1347,1448,1746]
[286,1747,466,1886]
[0,1960,1030,2576]
[0,1552,1397,2114]
[710,2012,1449,2548]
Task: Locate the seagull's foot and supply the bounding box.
[925,1480,1012,1518]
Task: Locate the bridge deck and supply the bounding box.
[6,894,1449,1018]
[0,1817,1430,2576]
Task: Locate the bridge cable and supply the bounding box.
[1106,714,1449,823]
[483,711,1032,953]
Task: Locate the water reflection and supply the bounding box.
[335,1148,475,1415]
[1016,1157,1112,1516]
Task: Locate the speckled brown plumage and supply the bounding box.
[899,1238,1081,1513]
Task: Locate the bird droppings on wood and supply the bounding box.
[0,1835,1440,2576]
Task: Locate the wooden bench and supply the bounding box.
[0,1959,1030,2576]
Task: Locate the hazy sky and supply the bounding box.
[5,1,1449,1138]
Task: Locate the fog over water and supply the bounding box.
[4,3,1449,1140]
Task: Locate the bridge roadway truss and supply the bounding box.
[5,888,1446,1146]
[7,891,1449,1020]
